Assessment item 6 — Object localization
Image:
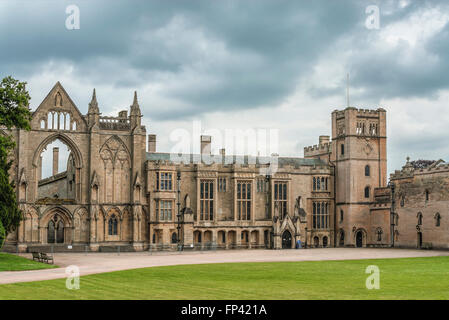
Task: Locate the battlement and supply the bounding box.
[390,159,449,180]
[99,116,130,131]
[333,107,385,118]
[304,142,331,153]
[304,135,331,158]
[356,108,385,116]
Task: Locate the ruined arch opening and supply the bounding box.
[32,133,83,203]
[37,139,76,201]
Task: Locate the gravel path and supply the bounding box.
[1,248,448,284]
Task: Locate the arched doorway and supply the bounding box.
[322,236,328,248]
[313,236,319,248]
[47,215,65,244]
[417,232,423,248]
[339,230,345,247]
[356,231,364,248]
[282,230,292,249]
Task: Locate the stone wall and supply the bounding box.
[392,160,449,249]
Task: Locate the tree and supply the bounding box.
[0,220,5,248]
[0,76,31,247]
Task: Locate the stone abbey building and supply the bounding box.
[3,82,441,252]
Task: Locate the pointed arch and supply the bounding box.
[108,214,119,236]
[31,82,88,130]
[100,135,131,162]
[354,228,367,248]
[32,132,83,169]
[100,135,131,203]
[55,91,63,106]
[434,212,441,227]
[417,212,423,225]
[106,206,123,219]
[39,206,73,227]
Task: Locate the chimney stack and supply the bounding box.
[148,134,157,153]
[319,135,330,145]
[201,135,211,155]
[53,147,59,176]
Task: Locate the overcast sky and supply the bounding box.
[2,0,449,176]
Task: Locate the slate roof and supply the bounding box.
[146,152,327,167]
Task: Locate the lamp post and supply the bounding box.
[176,170,182,251]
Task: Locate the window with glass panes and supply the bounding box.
[312,202,329,229]
[313,176,329,191]
[200,180,214,220]
[157,172,173,191]
[156,200,173,221]
[274,182,288,218]
[218,177,227,192]
[257,178,267,193]
[237,181,252,220]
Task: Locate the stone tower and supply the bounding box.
[331,107,387,247]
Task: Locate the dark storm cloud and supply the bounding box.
[340,1,449,103]
[1,0,363,119]
[1,0,449,120]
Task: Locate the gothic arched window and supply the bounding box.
[171,232,177,244]
[435,213,441,227]
[417,212,423,226]
[47,215,64,244]
[108,214,118,235]
[47,220,55,244]
[365,165,370,177]
[364,186,370,198]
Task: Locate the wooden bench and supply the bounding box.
[31,252,41,262]
[39,252,54,264]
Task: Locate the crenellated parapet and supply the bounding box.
[304,142,331,158]
[99,115,130,131]
[391,158,449,181]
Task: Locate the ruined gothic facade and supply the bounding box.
[3,82,400,252]
[387,159,449,250]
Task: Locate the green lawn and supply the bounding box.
[1,256,449,299]
[0,253,57,272]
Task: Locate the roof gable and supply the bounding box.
[31,82,87,131]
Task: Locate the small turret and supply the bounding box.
[88,88,99,114]
[88,88,100,127]
[130,91,142,129]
